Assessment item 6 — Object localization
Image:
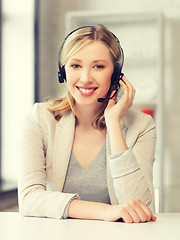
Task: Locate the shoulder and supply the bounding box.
[29,102,74,127]
[29,102,55,125]
[25,102,62,131]
[122,107,155,132]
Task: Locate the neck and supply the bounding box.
[75,104,100,128]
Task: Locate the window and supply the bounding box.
[0,0,34,187]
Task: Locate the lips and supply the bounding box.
[76,86,97,96]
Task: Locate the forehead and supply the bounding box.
[69,41,113,61]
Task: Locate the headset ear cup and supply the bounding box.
[58,66,66,83]
[111,64,121,86]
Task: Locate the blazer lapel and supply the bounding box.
[52,112,75,191]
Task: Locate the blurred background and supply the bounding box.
[0,0,180,213]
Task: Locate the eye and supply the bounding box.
[71,64,81,69]
[94,65,105,69]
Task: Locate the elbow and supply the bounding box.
[19,205,28,217]
[18,192,31,217]
[18,187,39,217]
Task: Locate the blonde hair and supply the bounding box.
[48,24,122,131]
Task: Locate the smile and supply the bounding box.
[76,86,97,96]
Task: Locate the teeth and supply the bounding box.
[79,88,95,93]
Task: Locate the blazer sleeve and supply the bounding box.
[18,103,79,219]
[108,113,156,206]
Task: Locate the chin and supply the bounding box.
[75,98,99,107]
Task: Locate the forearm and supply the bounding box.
[106,120,128,154]
[68,199,111,220]
[68,199,156,223]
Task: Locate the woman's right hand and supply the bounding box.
[104,199,157,223]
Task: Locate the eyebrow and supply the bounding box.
[69,58,108,63]
[69,58,81,62]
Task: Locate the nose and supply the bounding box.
[80,68,93,85]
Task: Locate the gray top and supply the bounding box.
[62,142,111,217]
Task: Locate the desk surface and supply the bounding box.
[1,212,180,240]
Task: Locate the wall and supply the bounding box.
[38,0,180,212]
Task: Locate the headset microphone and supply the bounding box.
[97,87,120,102]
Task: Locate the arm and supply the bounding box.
[104,76,155,205]
[104,76,135,154]
[18,103,79,219]
[68,199,156,223]
[108,115,156,205]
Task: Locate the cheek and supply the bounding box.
[66,79,75,95]
[65,73,74,94]
[65,71,76,87]
[103,71,112,88]
[65,68,79,84]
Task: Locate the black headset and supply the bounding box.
[57,26,124,102]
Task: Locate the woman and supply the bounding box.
[18,24,157,223]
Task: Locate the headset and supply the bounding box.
[57,26,124,102]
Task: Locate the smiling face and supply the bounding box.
[65,41,114,109]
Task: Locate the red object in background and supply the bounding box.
[141,108,154,118]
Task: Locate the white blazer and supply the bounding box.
[18,103,156,219]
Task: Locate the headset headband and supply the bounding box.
[57,25,124,88]
[58,26,124,71]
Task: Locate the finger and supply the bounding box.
[132,87,136,100]
[122,76,135,100]
[126,200,148,223]
[119,80,128,97]
[121,210,134,223]
[132,205,150,222]
[120,80,134,107]
[121,76,134,90]
[128,199,152,222]
[126,207,141,223]
[122,75,126,81]
[139,200,154,221]
[122,75,132,86]
[151,215,157,222]
[122,75,131,84]
[120,78,134,100]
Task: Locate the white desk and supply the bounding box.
[0,212,180,240]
